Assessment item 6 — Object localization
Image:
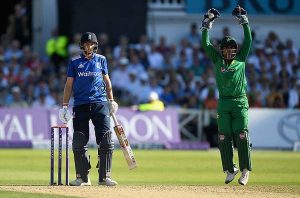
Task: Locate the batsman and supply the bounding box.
[59,32,119,186]
[201,6,252,185]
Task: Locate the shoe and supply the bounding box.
[69,177,91,186]
[225,167,239,184]
[238,169,250,185]
[98,178,118,186]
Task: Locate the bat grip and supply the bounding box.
[111,113,119,125]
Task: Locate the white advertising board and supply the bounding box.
[249,108,300,149]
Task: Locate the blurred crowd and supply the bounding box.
[1,3,300,110]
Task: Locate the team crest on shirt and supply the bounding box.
[96,62,100,68]
[78,64,84,68]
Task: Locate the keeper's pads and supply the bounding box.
[201,8,220,30]
[218,133,235,173]
[232,5,248,25]
[235,131,252,171]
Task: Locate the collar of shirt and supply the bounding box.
[80,53,95,60]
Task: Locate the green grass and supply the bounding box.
[0,149,299,186]
[0,191,76,198]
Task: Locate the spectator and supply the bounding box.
[186,22,201,48]
[148,43,164,70]
[266,84,286,108]
[110,57,130,100]
[127,52,146,76]
[160,84,175,105]
[68,32,82,58]
[132,91,165,111]
[113,35,129,60]
[45,28,68,74]
[286,79,300,108]
[134,34,151,55]
[6,2,31,47]
[139,49,150,70]
[203,88,218,110]
[135,72,151,103]
[156,35,171,58]
[32,92,48,108]
[8,86,28,108]
[0,87,7,107]
[4,40,23,62]
[284,38,299,60]
[125,69,141,105]
[248,91,263,108]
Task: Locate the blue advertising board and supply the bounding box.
[186,0,300,15]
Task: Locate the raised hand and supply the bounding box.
[201,8,221,30]
[232,5,247,16]
[232,5,248,25]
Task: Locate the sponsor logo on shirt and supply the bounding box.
[221,67,235,73]
[78,71,101,77]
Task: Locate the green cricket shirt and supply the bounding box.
[202,24,252,99]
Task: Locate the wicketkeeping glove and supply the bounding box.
[109,99,118,114]
[59,105,72,124]
[232,5,248,25]
[201,8,220,30]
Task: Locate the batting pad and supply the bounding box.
[98,130,114,181]
[72,131,91,181]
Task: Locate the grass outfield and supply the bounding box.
[0,149,300,197]
[0,149,300,185]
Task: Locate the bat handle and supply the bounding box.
[111,113,119,125]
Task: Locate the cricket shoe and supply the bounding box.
[225,167,239,184]
[238,169,250,185]
[98,178,118,186]
[69,177,91,186]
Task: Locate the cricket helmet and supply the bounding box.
[80,32,98,55]
[220,36,238,60]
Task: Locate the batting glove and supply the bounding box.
[201,8,220,30]
[109,99,118,114]
[232,5,248,25]
[59,104,72,124]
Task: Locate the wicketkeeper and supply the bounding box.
[201,6,252,185]
[59,32,119,186]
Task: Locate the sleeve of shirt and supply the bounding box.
[67,60,75,77]
[237,24,252,61]
[102,57,108,75]
[201,29,219,64]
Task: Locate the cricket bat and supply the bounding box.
[111,113,137,170]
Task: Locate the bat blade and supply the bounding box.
[113,124,137,169]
